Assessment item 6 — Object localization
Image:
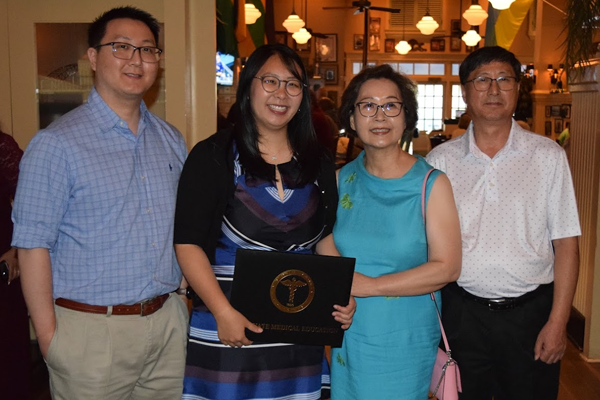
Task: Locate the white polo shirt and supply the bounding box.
[427,121,581,298]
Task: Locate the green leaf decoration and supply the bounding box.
[340,193,353,209]
[345,172,356,183]
[384,296,399,300]
[336,353,346,366]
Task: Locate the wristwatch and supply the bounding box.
[176,287,193,299]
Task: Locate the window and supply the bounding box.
[417,83,444,132]
[451,84,467,119]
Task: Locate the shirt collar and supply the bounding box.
[463,118,526,160]
[86,87,149,135]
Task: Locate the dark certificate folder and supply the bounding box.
[230,249,355,347]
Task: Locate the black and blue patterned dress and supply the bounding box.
[175,130,336,400]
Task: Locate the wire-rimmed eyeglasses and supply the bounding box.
[95,42,163,63]
[254,76,306,97]
[355,101,404,118]
[464,76,518,91]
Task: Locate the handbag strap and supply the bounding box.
[421,168,452,354]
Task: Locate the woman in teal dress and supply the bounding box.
[324,65,462,399]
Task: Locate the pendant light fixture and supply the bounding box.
[462,28,482,46]
[462,1,488,26]
[416,0,439,35]
[292,0,311,44]
[282,0,305,33]
[245,2,261,25]
[488,0,516,10]
[396,0,411,55]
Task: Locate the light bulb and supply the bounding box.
[395,40,412,55]
[292,28,311,44]
[463,4,488,26]
[282,13,305,33]
[462,29,482,46]
[488,0,515,10]
[245,3,261,25]
[416,14,439,35]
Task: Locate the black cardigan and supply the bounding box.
[174,128,338,263]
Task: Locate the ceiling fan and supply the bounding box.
[323,1,400,66]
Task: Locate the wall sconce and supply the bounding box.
[547,63,565,92]
[524,63,536,83]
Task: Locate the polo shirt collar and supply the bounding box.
[463,118,524,160]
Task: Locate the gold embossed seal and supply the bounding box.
[270,269,315,313]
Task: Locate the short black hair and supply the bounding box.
[459,46,522,84]
[339,64,418,137]
[233,44,321,186]
[88,6,160,48]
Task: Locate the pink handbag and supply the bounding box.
[421,169,462,400]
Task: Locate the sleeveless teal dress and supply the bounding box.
[331,152,441,400]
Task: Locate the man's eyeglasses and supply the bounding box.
[95,42,163,63]
[464,76,518,91]
[254,76,306,97]
[354,101,404,118]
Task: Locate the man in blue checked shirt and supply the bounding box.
[12,7,189,399]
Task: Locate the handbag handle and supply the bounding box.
[421,168,452,355]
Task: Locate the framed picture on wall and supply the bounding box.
[323,65,338,85]
[545,105,551,118]
[385,38,395,53]
[550,105,561,117]
[450,36,461,52]
[274,31,288,46]
[545,121,552,136]
[316,34,337,62]
[353,34,364,50]
[554,118,563,133]
[369,17,381,51]
[561,104,571,118]
[451,19,461,34]
[430,38,445,52]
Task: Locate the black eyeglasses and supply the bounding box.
[355,101,404,118]
[464,76,518,91]
[95,42,163,63]
[254,76,306,97]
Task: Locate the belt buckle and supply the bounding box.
[139,297,154,316]
[488,298,515,311]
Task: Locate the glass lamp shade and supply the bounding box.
[395,40,412,55]
[488,0,515,10]
[245,3,261,25]
[292,28,312,44]
[462,4,488,26]
[462,29,482,46]
[416,14,439,35]
[282,13,305,33]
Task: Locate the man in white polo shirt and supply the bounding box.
[427,46,580,400]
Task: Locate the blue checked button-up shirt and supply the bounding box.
[12,88,188,305]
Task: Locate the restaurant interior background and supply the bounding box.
[1,0,600,364]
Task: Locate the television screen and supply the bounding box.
[216,52,234,86]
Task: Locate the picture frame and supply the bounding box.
[451,19,461,34]
[385,38,395,53]
[294,39,311,52]
[369,17,381,51]
[450,36,461,52]
[554,118,563,133]
[561,104,571,119]
[430,38,446,52]
[550,105,561,117]
[565,121,571,130]
[545,105,551,118]
[316,34,337,63]
[353,34,364,50]
[545,121,552,136]
[274,31,288,47]
[323,64,338,86]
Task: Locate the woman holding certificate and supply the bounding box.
[328,65,462,399]
[174,44,354,400]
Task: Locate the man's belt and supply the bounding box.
[451,282,552,311]
[55,293,170,316]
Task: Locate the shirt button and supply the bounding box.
[151,242,156,247]
[146,208,151,213]
[489,182,495,187]
[141,176,146,180]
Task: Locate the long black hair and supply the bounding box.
[233,44,320,186]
